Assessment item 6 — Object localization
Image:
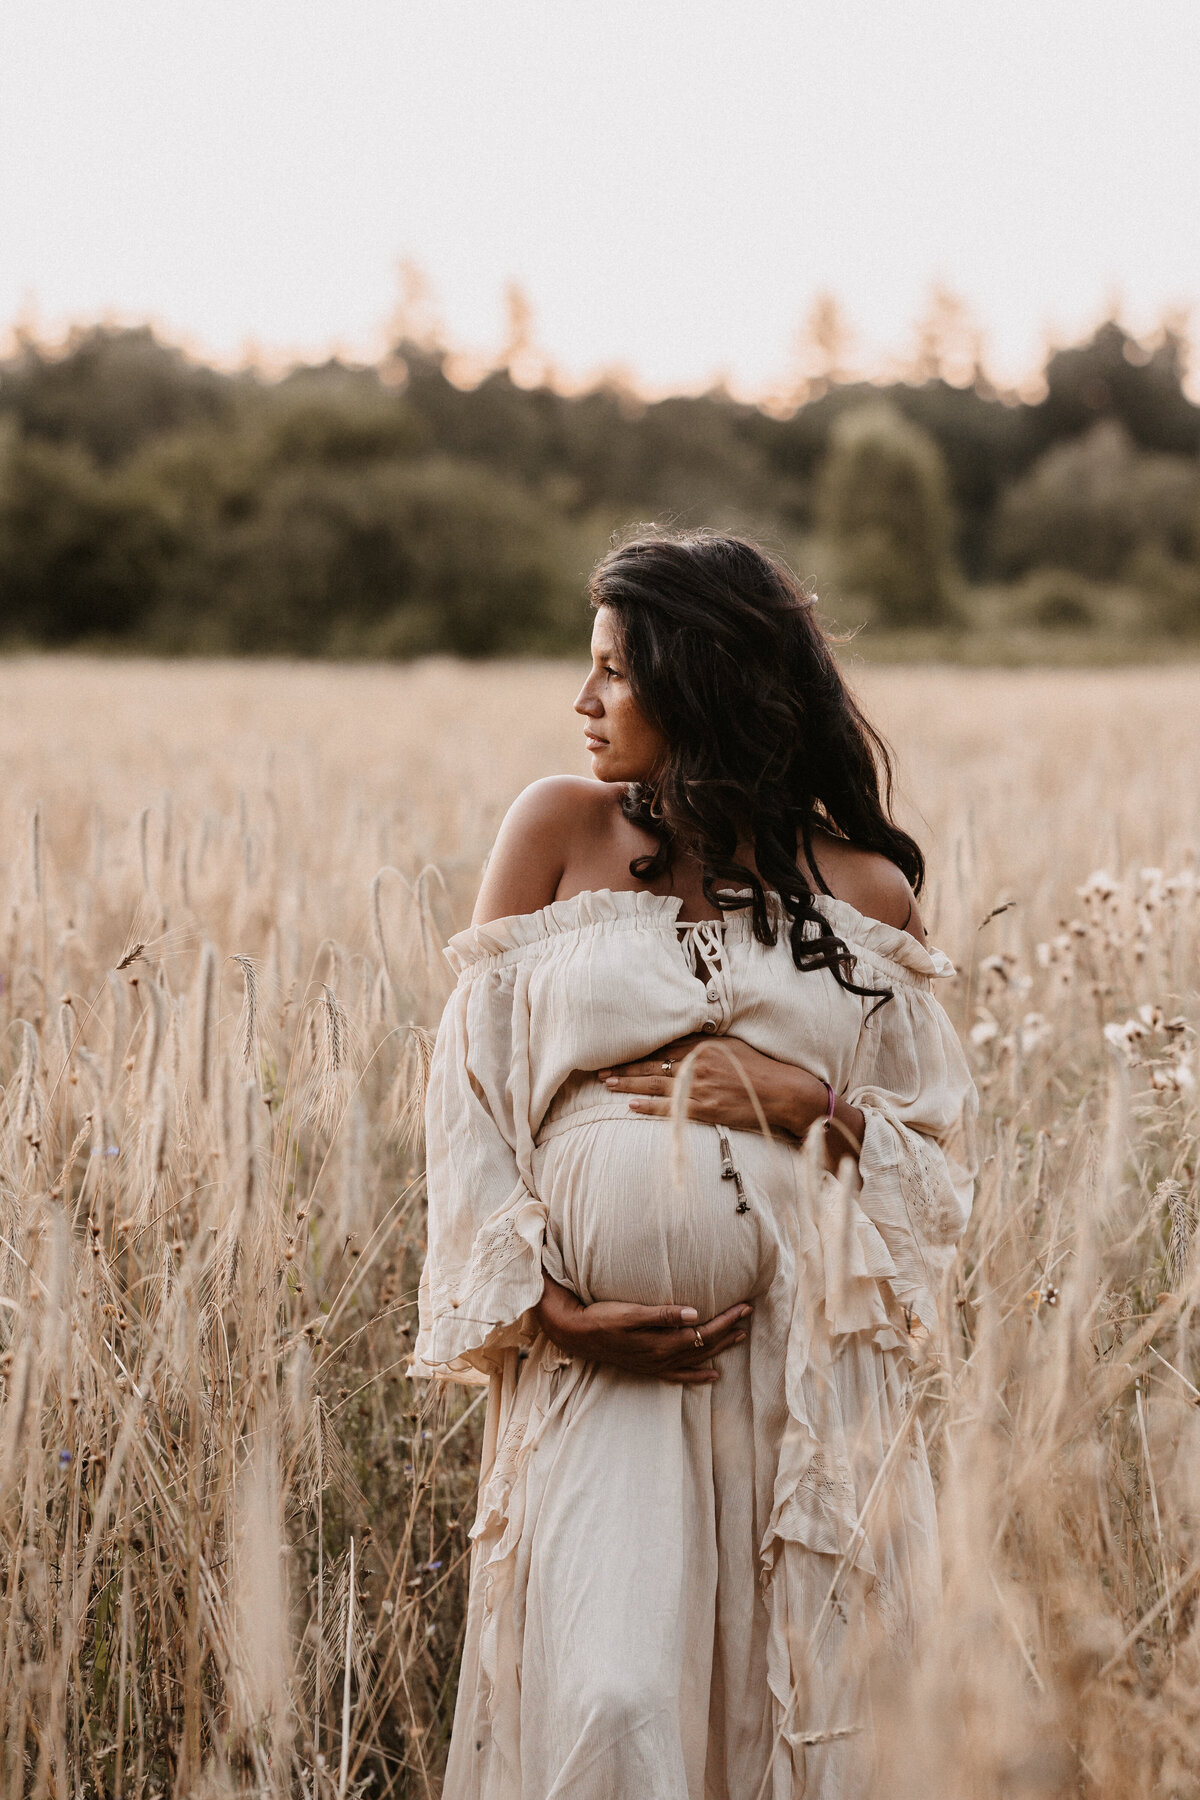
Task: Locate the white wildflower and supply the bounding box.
[1017,1013,1052,1055]
[1149,1056,1195,1093]
[1079,870,1119,902]
[1104,1020,1146,1061]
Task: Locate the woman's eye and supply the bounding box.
[604,666,622,680]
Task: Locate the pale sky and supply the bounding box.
[2,0,1199,397]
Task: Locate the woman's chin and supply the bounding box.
[589,753,647,785]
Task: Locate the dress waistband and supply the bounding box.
[536,1072,648,1145]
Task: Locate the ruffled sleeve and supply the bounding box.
[843,947,978,1338]
[412,952,547,1384]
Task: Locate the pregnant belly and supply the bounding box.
[532,1116,783,1318]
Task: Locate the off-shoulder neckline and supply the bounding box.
[445,885,954,983]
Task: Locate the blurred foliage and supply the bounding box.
[1,316,1199,655]
[0,324,234,465]
[991,421,1200,616]
[814,402,958,626]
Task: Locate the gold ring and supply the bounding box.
[693,1328,705,1350]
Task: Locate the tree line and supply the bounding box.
[1,315,1198,656]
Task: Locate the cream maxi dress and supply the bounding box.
[413,887,977,1800]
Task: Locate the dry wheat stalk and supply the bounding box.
[0,656,1195,1797]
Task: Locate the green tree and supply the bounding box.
[5,310,1199,655]
[0,325,233,466]
[1031,318,1200,459]
[814,403,959,625]
[131,443,585,658]
[992,421,1200,581]
[0,420,171,643]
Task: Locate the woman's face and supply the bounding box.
[573,606,668,784]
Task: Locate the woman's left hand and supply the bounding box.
[598,1035,865,1169]
[598,1035,818,1135]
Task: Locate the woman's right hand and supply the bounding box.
[534,1273,751,1385]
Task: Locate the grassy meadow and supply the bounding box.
[1,652,1198,1798]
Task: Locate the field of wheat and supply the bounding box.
[0,652,1197,1800]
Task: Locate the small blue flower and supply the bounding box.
[59,1449,72,1466]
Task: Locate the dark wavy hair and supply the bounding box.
[588,529,925,1006]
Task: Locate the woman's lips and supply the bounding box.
[585,733,608,751]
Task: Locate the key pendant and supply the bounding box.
[717,1129,751,1215]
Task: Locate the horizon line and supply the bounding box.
[4,291,1199,413]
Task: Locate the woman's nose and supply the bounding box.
[573,683,602,717]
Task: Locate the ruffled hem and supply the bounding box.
[445,887,683,973]
[848,1107,969,1340]
[816,895,955,985]
[409,1310,538,1385]
[751,1144,928,1780]
[412,1190,549,1381]
[760,1146,902,1578]
[445,884,955,987]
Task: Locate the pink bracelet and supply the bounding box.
[822,1081,836,1125]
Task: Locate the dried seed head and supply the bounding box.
[233,954,260,1067]
[195,941,218,1103]
[321,984,346,1072]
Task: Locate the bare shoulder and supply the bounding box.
[472,777,616,926]
[810,832,927,943]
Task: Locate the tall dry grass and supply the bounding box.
[0,654,1197,1798]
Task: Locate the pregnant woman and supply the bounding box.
[414,532,977,1799]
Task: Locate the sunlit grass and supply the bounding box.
[0,654,1197,1797]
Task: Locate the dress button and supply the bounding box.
[701,1019,718,1034]
[705,983,719,1001]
